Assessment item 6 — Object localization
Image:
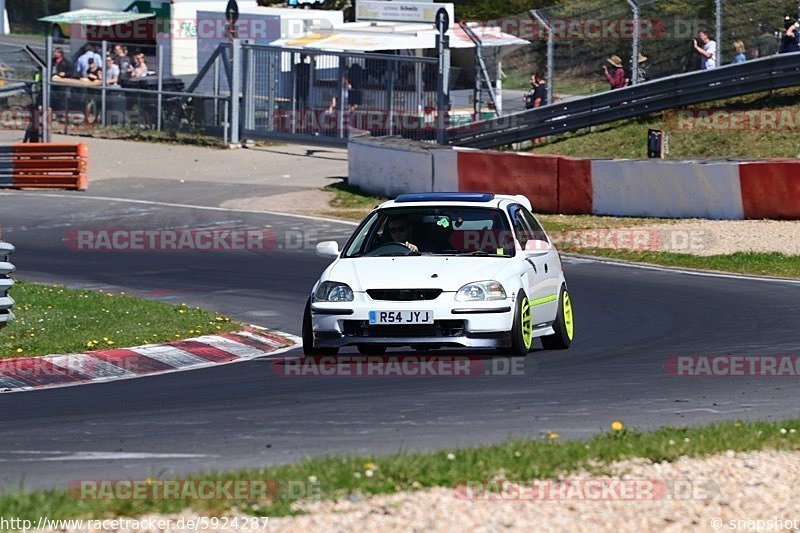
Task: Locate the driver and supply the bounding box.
[385,215,422,252]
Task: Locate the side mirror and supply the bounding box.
[524,239,553,255]
[316,241,340,258]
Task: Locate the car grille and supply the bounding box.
[343,320,465,338]
[367,289,442,301]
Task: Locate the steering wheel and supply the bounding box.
[365,241,415,256]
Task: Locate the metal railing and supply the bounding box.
[0,242,14,326]
[447,51,800,148]
[34,36,234,143]
[240,44,439,145]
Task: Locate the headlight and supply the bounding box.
[314,281,354,302]
[455,281,506,301]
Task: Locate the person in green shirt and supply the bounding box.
[755,22,779,57]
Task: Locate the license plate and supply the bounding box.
[369,310,433,325]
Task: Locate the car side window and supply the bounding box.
[518,207,549,243]
[508,205,533,248]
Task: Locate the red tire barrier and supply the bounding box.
[457,151,559,212]
[739,161,800,219]
[557,156,593,215]
[1,143,88,191]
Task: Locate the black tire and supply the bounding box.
[541,285,574,350]
[357,344,386,355]
[497,290,534,356]
[302,298,338,356]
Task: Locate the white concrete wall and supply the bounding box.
[348,136,435,197]
[591,160,745,219]
[432,148,458,192]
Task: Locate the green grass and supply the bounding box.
[324,182,388,210]
[529,87,800,159]
[503,70,606,96]
[1,419,798,519]
[537,213,670,233]
[562,249,800,279]
[317,182,389,220]
[0,281,239,359]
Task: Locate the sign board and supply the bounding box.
[356,1,454,25]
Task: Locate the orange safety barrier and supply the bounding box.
[3,143,88,191]
[458,151,559,213]
[739,161,800,219]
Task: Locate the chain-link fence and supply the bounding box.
[242,45,440,143]
[19,37,232,142]
[465,0,800,102]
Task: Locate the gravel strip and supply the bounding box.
[51,448,800,532]
[624,220,800,256]
[261,448,800,533]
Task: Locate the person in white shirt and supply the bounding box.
[692,30,717,69]
[105,55,120,86]
[130,53,149,78]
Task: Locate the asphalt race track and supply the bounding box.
[2,190,800,491]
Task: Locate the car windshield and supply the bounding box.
[343,206,516,258]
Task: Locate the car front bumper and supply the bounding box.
[310,293,515,348]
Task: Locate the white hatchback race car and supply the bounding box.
[302,192,574,355]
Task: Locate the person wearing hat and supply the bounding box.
[625,53,648,86]
[603,54,626,89]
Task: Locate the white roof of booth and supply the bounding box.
[271,21,528,53]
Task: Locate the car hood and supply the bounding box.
[327,256,510,292]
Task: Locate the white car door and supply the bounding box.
[511,205,560,324]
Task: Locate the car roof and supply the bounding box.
[378,192,533,211]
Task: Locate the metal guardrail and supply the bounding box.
[0,242,15,326]
[448,52,800,149]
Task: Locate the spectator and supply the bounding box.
[523,74,538,110]
[114,45,132,81]
[295,54,310,110]
[346,62,364,112]
[105,55,120,86]
[529,73,548,146]
[532,73,547,107]
[625,53,649,86]
[76,43,103,78]
[755,22,779,57]
[779,16,800,54]
[83,58,103,82]
[603,55,626,89]
[130,53,149,78]
[732,40,747,63]
[692,30,717,69]
[51,47,73,78]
